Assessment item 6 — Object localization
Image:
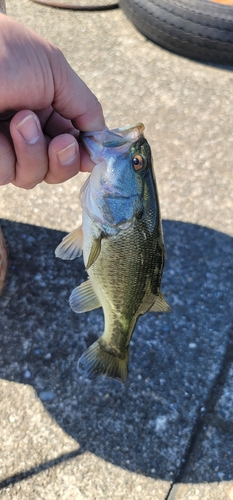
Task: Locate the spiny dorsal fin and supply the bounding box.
[86,236,102,270]
[55,227,83,260]
[69,280,101,313]
[149,291,172,313]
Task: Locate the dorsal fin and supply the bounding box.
[149,291,172,313]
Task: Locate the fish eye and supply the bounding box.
[133,154,144,171]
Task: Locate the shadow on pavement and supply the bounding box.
[0,218,233,484]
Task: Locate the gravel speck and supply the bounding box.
[39,391,54,402]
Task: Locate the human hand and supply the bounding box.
[0,13,105,189]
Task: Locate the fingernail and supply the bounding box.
[17,114,40,144]
[56,142,76,166]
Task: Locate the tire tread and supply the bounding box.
[119,0,233,62]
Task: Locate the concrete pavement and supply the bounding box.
[0,1,233,498]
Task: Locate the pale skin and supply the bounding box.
[0,13,105,189]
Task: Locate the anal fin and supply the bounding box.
[69,279,101,313]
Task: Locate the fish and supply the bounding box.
[55,123,171,382]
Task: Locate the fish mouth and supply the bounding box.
[80,123,145,160]
[109,123,145,144]
[103,123,145,148]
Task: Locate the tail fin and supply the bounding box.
[78,340,129,383]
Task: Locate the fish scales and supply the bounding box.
[87,220,161,334]
[55,123,171,382]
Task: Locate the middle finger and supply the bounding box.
[10,110,49,189]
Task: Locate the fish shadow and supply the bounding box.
[0,218,233,484]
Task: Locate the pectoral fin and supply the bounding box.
[86,236,102,270]
[55,227,83,260]
[149,291,172,313]
[69,279,101,313]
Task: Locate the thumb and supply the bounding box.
[49,46,105,132]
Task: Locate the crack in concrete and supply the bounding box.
[166,325,233,499]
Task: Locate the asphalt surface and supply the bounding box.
[0,1,233,499]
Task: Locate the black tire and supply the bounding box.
[119,0,233,63]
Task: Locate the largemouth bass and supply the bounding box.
[55,123,171,382]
